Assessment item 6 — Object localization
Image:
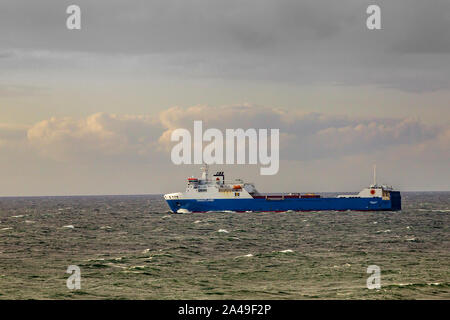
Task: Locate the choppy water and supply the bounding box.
[0,192,449,299]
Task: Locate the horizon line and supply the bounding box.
[1,190,449,198]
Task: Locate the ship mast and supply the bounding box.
[201,163,209,181]
[373,164,377,187]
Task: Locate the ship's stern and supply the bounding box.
[389,191,402,211]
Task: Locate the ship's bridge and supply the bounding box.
[165,165,258,200]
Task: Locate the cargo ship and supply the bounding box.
[164,165,401,213]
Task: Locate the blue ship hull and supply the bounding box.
[165,191,401,213]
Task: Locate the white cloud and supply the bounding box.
[157,105,444,161]
[20,105,448,163]
[0,105,447,194]
[26,112,162,161]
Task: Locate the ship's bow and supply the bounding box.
[163,193,183,213]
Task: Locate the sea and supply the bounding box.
[0,192,449,299]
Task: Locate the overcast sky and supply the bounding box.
[0,0,449,195]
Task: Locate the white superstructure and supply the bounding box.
[337,165,393,199]
[164,164,256,200]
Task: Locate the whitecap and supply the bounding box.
[396,283,413,287]
[218,229,229,233]
[279,249,294,253]
[130,265,146,270]
[62,225,74,229]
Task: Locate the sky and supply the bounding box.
[0,0,449,195]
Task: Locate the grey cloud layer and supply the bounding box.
[2,105,445,162]
[4,0,449,54]
[1,0,450,91]
[157,105,446,161]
